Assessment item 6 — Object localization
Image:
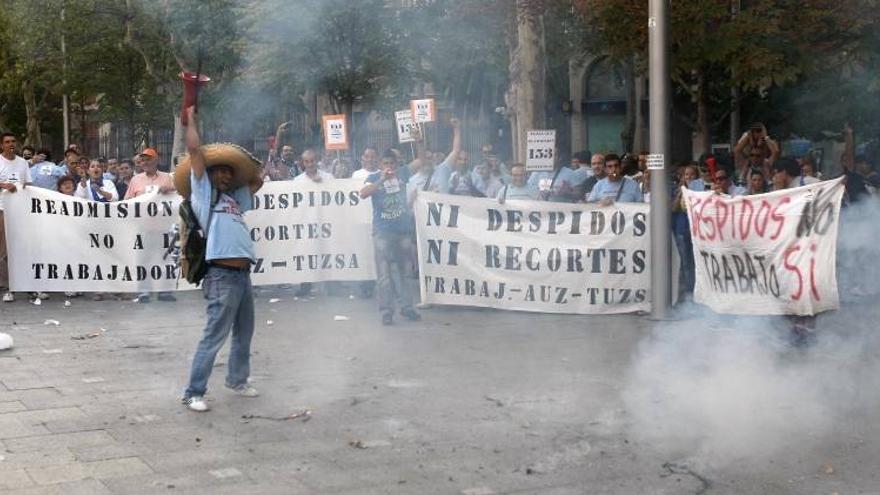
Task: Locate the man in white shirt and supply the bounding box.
[291,149,333,297]
[292,149,334,185]
[352,147,380,183]
[351,146,382,299]
[497,164,538,203]
[0,133,34,302]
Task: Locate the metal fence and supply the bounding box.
[97,112,501,171]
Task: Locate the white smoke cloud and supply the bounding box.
[622,197,880,470]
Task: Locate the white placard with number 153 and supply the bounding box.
[526,130,556,171]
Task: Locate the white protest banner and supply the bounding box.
[526,130,556,171]
[322,114,348,151]
[5,188,181,292]
[410,98,436,123]
[4,180,376,291]
[395,110,415,143]
[683,178,844,315]
[246,179,375,284]
[414,192,651,314]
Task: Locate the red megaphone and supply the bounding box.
[179,71,210,126]
[706,156,717,178]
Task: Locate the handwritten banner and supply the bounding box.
[414,192,651,314]
[683,178,844,315]
[4,180,375,291]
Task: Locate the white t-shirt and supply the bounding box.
[0,155,33,210]
[352,167,378,183]
[292,170,334,185]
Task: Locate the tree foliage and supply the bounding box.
[574,0,874,144]
[2,0,876,157]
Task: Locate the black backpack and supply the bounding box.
[178,198,212,285]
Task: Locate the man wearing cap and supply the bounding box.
[124,147,177,302]
[178,107,264,412]
[124,148,174,200]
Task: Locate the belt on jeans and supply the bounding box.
[208,263,250,273]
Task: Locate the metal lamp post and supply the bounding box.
[649,0,672,318]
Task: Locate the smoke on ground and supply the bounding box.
[622,197,880,469]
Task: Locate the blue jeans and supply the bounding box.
[373,231,415,313]
[673,232,695,293]
[184,266,255,398]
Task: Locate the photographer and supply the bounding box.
[734,122,780,185]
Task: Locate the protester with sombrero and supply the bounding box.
[178,106,265,412]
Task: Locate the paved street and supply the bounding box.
[1,287,879,494]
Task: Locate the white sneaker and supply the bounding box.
[2,292,13,303]
[227,384,259,397]
[182,396,209,412]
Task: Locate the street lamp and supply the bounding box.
[649,0,672,318]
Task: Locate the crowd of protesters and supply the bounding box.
[1,117,879,327]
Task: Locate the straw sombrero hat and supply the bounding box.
[174,143,264,197]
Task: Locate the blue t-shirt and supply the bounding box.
[527,167,584,202]
[433,155,454,194]
[190,172,255,262]
[569,167,593,187]
[587,177,643,203]
[366,170,412,234]
[471,167,510,193]
[688,178,707,191]
[30,162,65,190]
[497,184,538,201]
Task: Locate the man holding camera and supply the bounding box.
[734,122,780,185]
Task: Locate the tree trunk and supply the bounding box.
[729,83,741,150]
[634,74,647,153]
[23,80,42,148]
[343,99,354,158]
[507,0,547,163]
[171,113,185,166]
[621,60,636,153]
[691,70,711,159]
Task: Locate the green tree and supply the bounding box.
[575,0,866,157]
[0,0,66,147]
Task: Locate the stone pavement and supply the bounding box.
[1,287,879,494]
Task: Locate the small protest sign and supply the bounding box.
[526,130,556,171]
[410,99,436,123]
[395,110,415,143]
[322,114,348,151]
